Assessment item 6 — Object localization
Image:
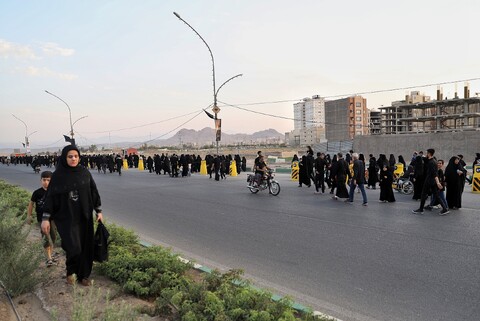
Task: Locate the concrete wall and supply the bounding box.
[353,131,479,164]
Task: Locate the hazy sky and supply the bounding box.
[1,0,479,148]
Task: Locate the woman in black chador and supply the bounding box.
[298,155,311,187]
[379,164,396,202]
[444,156,463,209]
[333,153,349,200]
[412,155,424,200]
[367,155,378,189]
[41,145,103,286]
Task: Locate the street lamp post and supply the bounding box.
[173,12,242,155]
[73,115,88,128]
[12,114,37,153]
[45,90,77,144]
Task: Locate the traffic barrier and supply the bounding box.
[138,158,144,171]
[291,161,299,181]
[230,160,238,177]
[123,159,128,170]
[472,165,480,194]
[394,163,404,178]
[200,160,207,175]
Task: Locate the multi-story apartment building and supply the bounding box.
[288,95,326,145]
[324,96,368,141]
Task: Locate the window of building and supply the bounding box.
[356,110,361,114]
[356,124,362,128]
[356,102,361,107]
[356,131,362,135]
[356,117,362,121]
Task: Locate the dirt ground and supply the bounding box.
[1,226,168,321]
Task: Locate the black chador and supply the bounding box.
[43,145,102,282]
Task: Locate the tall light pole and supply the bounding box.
[173,12,242,155]
[45,90,75,143]
[73,115,88,128]
[12,114,37,153]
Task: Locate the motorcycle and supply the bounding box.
[31,162,40,174]
[247,169,281,196]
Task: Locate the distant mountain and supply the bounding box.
[0,128,285,154]
[153,127,284,146]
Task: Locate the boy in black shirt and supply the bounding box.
[27,171,58,267]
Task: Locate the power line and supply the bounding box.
[219,100,371,128]
[130,109,205,147]
[82,109,205,134]
[219,77,480,129]
[324,77,480,99]
[219,77,480,107]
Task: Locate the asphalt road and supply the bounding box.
[1,164,479,321]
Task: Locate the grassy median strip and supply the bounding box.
[0,180,332,321]
[0,180,45,297]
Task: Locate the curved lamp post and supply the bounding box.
[73,115,88,128]
[45,90,74,140]
[173,12,242,155]
[12,114,37,153]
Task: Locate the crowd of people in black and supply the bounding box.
[293,147,479,215]
[0,152,249,181]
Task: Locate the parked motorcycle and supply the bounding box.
[247,169,281,196]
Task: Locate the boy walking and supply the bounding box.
[27,171,58,267]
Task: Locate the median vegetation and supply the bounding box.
[0,180,45,297]
[0,180,331,321]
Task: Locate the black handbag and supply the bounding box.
[93,221,110,262]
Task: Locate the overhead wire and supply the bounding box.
[218,76,480,129]
[224,77,480,107]
[219,100,372,128]
[82,109,204,134]
[130,108,206,147]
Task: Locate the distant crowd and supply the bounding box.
[0,153,249,181]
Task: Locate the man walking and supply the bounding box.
[346,153,368,205]
[314,152,327,194]
[412,148,449,215]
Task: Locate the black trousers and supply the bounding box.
[419,183,447,211]
[315,173,325,193]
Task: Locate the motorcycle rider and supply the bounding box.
[255,155,271,186]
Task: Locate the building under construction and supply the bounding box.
[379,86,480,134]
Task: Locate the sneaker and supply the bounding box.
[81,278,92,286]
[332,196,338,200]
[314,191,321,194]
[344,199,352,203]
[439,208,450,216]
[412,209,424,214]
[362,202,368,206]
[424,205,433,211]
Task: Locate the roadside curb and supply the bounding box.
[139,240,342,321]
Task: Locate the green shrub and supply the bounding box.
[0,180,31,218]
[98,224,192,298]
[0,181,45,297]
